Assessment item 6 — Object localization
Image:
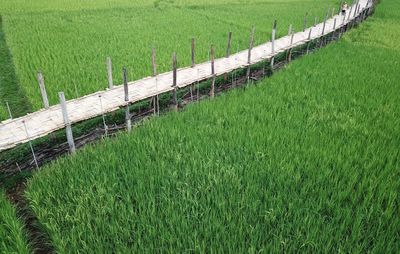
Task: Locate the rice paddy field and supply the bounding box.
[3,0,394,252]
[0,191,30,253]
[0,0,339,120]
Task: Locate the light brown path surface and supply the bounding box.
[0,0,371,151]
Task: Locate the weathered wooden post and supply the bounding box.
[210,45,216,98]
[246,27,255,83]
[98,95,108,136]
[224,32,232,81]
[152,48,160,112]
[6,102,12,119]
[306,27,313,54]
[59,92,76,153]
[322,13,328,35]
[22,120,39,169]
[191,38,196,68]
[303,12,308,32]
[226,32,232,58]
[287,31,294,63]
[37,71,50,109]
[288,24,292,36]
[123,67,131,132]
[172,53,178,112]
[271,20,277,54]
[106,57,113,89]
[270,21,277,74]
[314,16,318,27]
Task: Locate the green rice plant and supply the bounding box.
[0,191,30,254]
[24,0,400,252]
[0,0,338,120]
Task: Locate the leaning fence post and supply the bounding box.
[247,27,255,82]
[6,102,12,119]
[37,71,50,109]
[210,45,216,98]
[271,20,277,54]
[172,53,178,112]
[59,92,76,153]
[22,120,39,169]
[191,38,196,68]
[106,57,113,89]
[226,32,232,58]
[123,67,131,132]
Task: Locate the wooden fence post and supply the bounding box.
[152,48,159,112]
[210,45,215,98]
[22,120,39,168]
[191,38,196,68]
[123,67,131,132]
[107,57,113,89]
[287,31,294,62]
[271,20,277,54]
[226,32,232,58]
[247,27,255,82]
[37,71,50,109]
[338,1,343,15]
[6,102,12,119]
[288,24,292,36]
[98,95,108,136]
[332,7,336,18]
[306,27,313,54]
[172,53,178,111]
[59,92,76,153]
[314,17,318,27]
[322,13,328,35]
[303,12,308,32]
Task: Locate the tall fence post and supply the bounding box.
[191,38,196,68]
[210,45,215,98]
[247,27,255,82]
[172,53,178,112]
[59,92,76,153]
[37,71,50,109]
[123,67,131,132]
[271,20,277,54]
[226,32,232,58]
[152,48,159,113]
[22,120,39,169]
[107,57,113,89]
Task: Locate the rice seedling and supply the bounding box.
[0,191,30,253]
[24,0,400,252]
[0,0,338,120]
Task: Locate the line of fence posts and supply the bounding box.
[6,0,375,159]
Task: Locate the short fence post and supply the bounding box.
[191,38,196,68]
[99,95,108,136]
[210,45,215,98]
[314,17,318,27]
[172,53,178,112]
[303,12,308,32]
[59,92,76,153]
[6,102,12,119]
[22,120,39,169]
[247,27,255,83]
[288,24,292,36]
[107,57,113,89]
[271,20,277,54]
[37,71,50,109]
[123,67,131,132]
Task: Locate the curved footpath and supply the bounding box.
[0,0,372,151]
